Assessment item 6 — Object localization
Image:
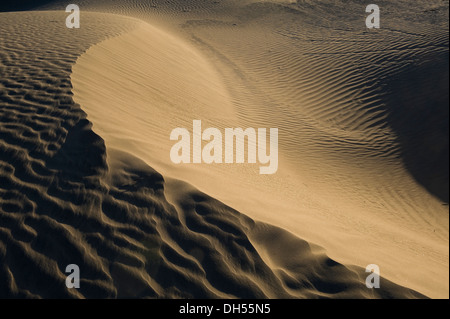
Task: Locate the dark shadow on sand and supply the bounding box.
[383,51,449,203]
[0,1,56,12]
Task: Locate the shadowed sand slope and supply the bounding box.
[1,1,448,299]
[68,1,448,298]
[0,1,56,12]
[0,10,430,299]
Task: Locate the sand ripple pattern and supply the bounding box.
[0,11,428,298]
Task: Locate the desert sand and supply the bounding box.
[0,0,448,298]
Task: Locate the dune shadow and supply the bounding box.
[0,1,56,12]
[383,50,449,203]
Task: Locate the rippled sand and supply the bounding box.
[0,1,448,298]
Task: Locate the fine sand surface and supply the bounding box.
[0,1,448,298]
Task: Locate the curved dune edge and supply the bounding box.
[70,19,428,298]
[71,16,445,298]
[0,9,426,299]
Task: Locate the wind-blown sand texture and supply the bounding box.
[0,0,448,298]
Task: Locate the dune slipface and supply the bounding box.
[0,0,448,299]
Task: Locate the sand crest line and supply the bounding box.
[67,1,448,299]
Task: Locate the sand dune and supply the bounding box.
[0,0,448,299]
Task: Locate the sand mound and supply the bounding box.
[0,0,448,299]
[0,10,426,299]
[67,1,448,298]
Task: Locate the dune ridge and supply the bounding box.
[0,0,448,299]
[0,10,428,299]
